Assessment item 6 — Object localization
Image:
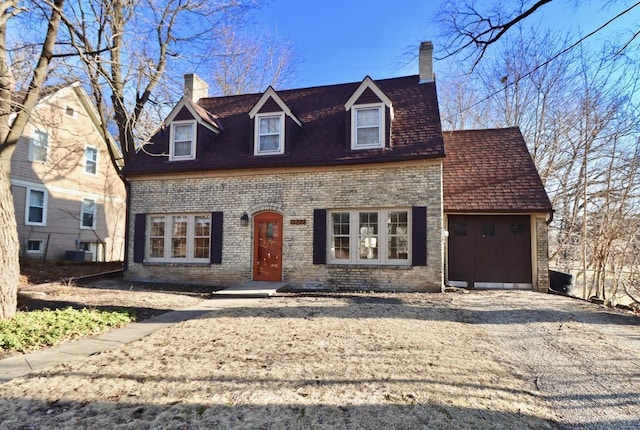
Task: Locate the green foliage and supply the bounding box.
[0,307,134,352]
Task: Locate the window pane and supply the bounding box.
[171,216,187,258]
[510,223,525,237]
[28,207,43,223]
[194,238,210,259]
[85,147,97,174]
[151,217,165,236]
[29,190,44,207]
[359,212,378,260]
[150,239,164,258]
[195,216,210,236]
[260,134,279,151]
[332,236,350,259]
[356,108,379,126]
[193,215,211,259]
[388,210,409,260]
[27,240,43,252]
[149,216,165,258]
[260,117,280,134]
[31,131,48,162]
[172,216,187,236]
[81,199,95,227]
[174,124,193,141]
[174,141,192,157]
[482,224,495,237]
[172,238,187,258]
[356,127,379,146]
[331,212,350,260]
[28,190,45,223]
[32,145,46,162]
[453,223,467,236]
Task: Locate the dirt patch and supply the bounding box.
[1,290,639,429]
[19,260,124,286]
[17,260,206,325]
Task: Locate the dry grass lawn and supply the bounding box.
[1,290,639,429]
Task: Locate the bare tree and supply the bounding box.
[58,1,294,169]
[438,1,640,69]
[438,26,640,303]
[209,20,296,95]
[0,0,65,318]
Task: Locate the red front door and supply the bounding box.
[253,212,283,281]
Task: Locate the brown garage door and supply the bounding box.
[447,215,532,289]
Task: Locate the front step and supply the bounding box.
[212,281,287,298]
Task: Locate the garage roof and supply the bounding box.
[443,127,552,214]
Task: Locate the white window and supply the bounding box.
[25,188,47,226]
[65,106,76,117]
[170,121,196,160]
[147,214,211,263]
[85,146,98,175]
[27,240,44,253]
[351,104,385,149]
[29,130,48,163]
[255,113,284,155]
[329,209,410,265]
[81,198,96,229]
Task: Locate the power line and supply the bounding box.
[441,1,640,124]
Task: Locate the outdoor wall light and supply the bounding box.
[240,211,250,227]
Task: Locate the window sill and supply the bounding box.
[326,263,413,270]
[142,261,211,267]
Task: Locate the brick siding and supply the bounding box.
[534,216,550,292]
[126,161,444,292]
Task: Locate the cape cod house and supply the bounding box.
[123,42,553,292]
[10,82,126,262]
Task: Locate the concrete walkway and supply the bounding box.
[0,296,263,383]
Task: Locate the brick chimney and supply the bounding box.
[184,73,209,102]
[419,41,434,83]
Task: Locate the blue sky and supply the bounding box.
[251,0,638,89]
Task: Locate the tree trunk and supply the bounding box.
[0,155,18,319]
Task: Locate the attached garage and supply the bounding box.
[442,128,553,291]
[447,214,532,289]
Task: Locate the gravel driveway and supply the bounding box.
[452,291,640,429]
[0,289,639,429]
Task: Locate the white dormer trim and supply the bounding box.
[344,76,393,115]
[165,97,221,135]
[248,87,302,127]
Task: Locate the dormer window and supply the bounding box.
[255,113,284,155]
[170,120,196,161]
[344,77,393,151]
[249,87,301,156]
[353,104,384,149]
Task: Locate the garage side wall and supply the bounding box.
[534,216,550,292]
[126,162,443,292]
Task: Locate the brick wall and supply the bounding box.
[127,161,444,292]
[534,216,550,292]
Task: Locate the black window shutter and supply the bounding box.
[313,209,327,264]
[412,206,427,266]
[133,213,146,263]
[210,211,223,264]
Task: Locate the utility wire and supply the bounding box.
[441,1,640,124]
